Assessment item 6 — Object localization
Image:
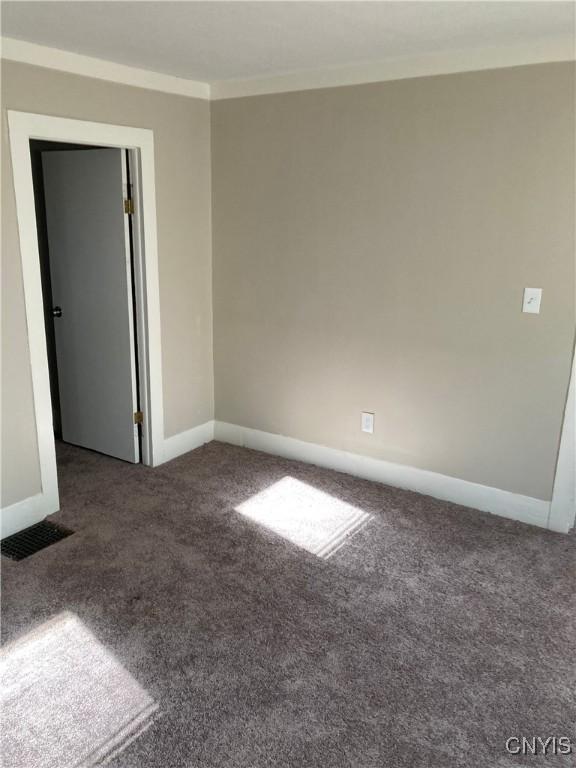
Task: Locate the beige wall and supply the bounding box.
[3,60,574,510]
[1,61,213,507]
[212,63,575,501]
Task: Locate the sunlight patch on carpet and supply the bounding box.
[1,611,158,768]
[236,476,372,558]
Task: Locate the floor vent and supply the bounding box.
[1,521,74,561]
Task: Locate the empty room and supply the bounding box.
[1,2,575,766]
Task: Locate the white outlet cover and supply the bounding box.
[523,287,542,314]
[361,412,374,433]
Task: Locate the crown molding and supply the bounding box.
[1,37,210,100]
[2,35,574,103]
[211,38,575,100]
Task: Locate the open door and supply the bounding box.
[42,148,140,463]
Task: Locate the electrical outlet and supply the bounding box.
[361,412,374,434]
[522,287,542,314]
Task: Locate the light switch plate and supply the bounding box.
[361,412,374,434]
[523,287,542,314]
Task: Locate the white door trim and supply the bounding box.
[3,110,164,538]
[549,345,576,533]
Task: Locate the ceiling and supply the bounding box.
[2,1,574,85]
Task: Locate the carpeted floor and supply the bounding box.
[1,440,575,768]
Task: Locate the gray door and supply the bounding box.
[42,148,140,463]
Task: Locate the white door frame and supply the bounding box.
[549,342,576,533]
[4,110,165,536]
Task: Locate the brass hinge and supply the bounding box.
[134,410,143,424]
[124,198,135,215]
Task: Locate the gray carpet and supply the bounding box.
[1,440,574,768]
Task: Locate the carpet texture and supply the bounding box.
[1,440,574,768]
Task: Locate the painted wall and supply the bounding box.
[3,59,574,511]
[212,63,575,501]
[1,60,213,507]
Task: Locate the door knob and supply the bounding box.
[51,306,62,318]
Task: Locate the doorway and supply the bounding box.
[31,141,142,463]
[5,111,165,538]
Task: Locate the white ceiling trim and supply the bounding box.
[1,37,210,100]
[2,35,574,103]
[211,37,575,100]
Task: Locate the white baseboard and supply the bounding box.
[214,421,552,530]
[161,420,215,464]
[0,419,555,538]
[0,491,59,540]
